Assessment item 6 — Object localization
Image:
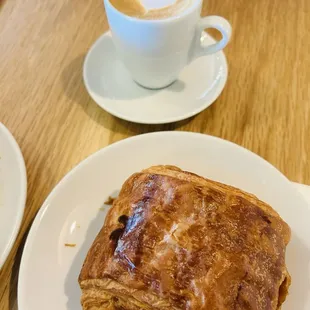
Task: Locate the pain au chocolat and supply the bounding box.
[79,165,291,310]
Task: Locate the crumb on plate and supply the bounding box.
[104,196,116,205]
[65,243,76,247]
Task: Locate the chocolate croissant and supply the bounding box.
[79,165,291,309]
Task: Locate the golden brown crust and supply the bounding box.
[79,165,291,310]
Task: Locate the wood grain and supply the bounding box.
[0,0,310,308]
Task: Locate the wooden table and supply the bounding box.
[1,0,310,308]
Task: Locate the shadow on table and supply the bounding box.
[61,55,195,136]
[8,223,33,310]
[64,190,119,310]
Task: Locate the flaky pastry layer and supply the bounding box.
[79,165,291,310]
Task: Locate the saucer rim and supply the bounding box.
[83,31,228,124]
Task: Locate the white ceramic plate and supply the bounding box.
[0,123,27,268]
[18,132,310,309]
[83,32,227,124]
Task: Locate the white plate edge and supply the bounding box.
[17,131,309,307]
[0,123,27,269]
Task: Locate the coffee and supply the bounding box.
[109,0,192,19]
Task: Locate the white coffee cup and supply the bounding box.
[104,0,232,89]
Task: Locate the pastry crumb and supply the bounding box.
[104,196,116,205]
[64,243,76,247]
[99,207,105,211]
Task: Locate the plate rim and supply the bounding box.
[0,122,27,269]
[83,31,228,124]
[18,131,308,309]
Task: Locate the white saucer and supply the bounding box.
[83,32,228,124]
[0,123,27,269]
[19,132,310,310]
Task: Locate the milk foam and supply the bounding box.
[141,0,192,19]
[109,0,192,19]
[141,0,178,10]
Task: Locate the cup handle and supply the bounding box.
[191,16,232,60]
